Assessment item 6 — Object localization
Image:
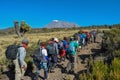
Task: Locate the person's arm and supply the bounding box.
[74,41,79,50]
[19,47,26,68]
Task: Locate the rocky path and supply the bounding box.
[45,33,102,80]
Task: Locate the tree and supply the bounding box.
[14,21,22,38]
[20,21,31,36]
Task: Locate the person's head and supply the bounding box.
[70,37,74,41]
[22,38,29,46]
[74,36,79,41]
[54,37,59,43]
[63,37,67,41]
[51,38,54,41]
[40,42,46,48]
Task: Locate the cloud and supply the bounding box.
[53,20,59,22]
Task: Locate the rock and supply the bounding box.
[23,76,31,80]
[1,65,8,72]
[65,74,75,80]
[0,75,9,80]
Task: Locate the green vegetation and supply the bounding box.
[80,58,120,80]
[80,27,120,80]
[20,21,31,32]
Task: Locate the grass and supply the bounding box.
[0,30,79,68]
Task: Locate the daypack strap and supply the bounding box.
[17,46,24,58]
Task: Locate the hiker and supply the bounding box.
[13,38,29,80]
[66,37,79,74]
[53,38,59,68]
[62,37,69,59]
[87,32,91,44]
[46,38,59,72]
[32,42,48,80]
[91,34,94,43]
[93,30,97,43]
[84,31,90,44]
[79,32,84,49]
[59,48,66,62]
[74,36,79,63]
[82,32,87,46]
[82,37,86,49]
[58,40,66,62]
[73,33,80,42]
[90,30,97,43]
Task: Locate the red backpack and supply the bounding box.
[60,49,66,57]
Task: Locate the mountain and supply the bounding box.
[44,20,80,28]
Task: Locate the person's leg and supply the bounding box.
[53,54,58,68]
[63,55,66,61]
[94,36,96,43]
[70,55,75,73]
[48,59,53,72]
[34,65,41,80]
[71,62,74,73]
[13,59,21,80]
[59,56,62,63]
[43,63,48,80]
[50,55,55,71]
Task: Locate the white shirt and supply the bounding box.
[42,48,48,56]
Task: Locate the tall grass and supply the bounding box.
[80,28,120,80]
[80,58,120,80]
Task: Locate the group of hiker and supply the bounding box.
[32,36,79,80]
[5,30,97,80]
[74,30,97,49]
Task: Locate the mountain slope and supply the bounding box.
[44,20,80,28]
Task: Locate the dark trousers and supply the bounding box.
[69,54,75,71]
[34,62,48,80]
[48,54,58,71]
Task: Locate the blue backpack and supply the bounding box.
[68,42,75,53]
[63,40,68,49]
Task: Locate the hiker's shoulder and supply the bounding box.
[53,42,58,46]
[18,44,25,50]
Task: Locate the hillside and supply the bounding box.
[1,27,120,80]
[44,20,80,28]
[0,28,105,80]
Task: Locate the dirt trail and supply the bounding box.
[0,33,102,80]
[46,33,102,80]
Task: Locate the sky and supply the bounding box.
[0,0,120,29]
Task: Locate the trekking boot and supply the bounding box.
[69,70,74,74]
[33,73,39,80]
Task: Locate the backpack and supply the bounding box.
[68,42,75,53]
[32,48,47,63]
[58,41,64,50]
[5,45,20,60]
[47,43,56,54]
[63,40,69,49]
[60,49,66,57]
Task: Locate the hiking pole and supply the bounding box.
[13,40,17,45]
[37,39,41,46]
